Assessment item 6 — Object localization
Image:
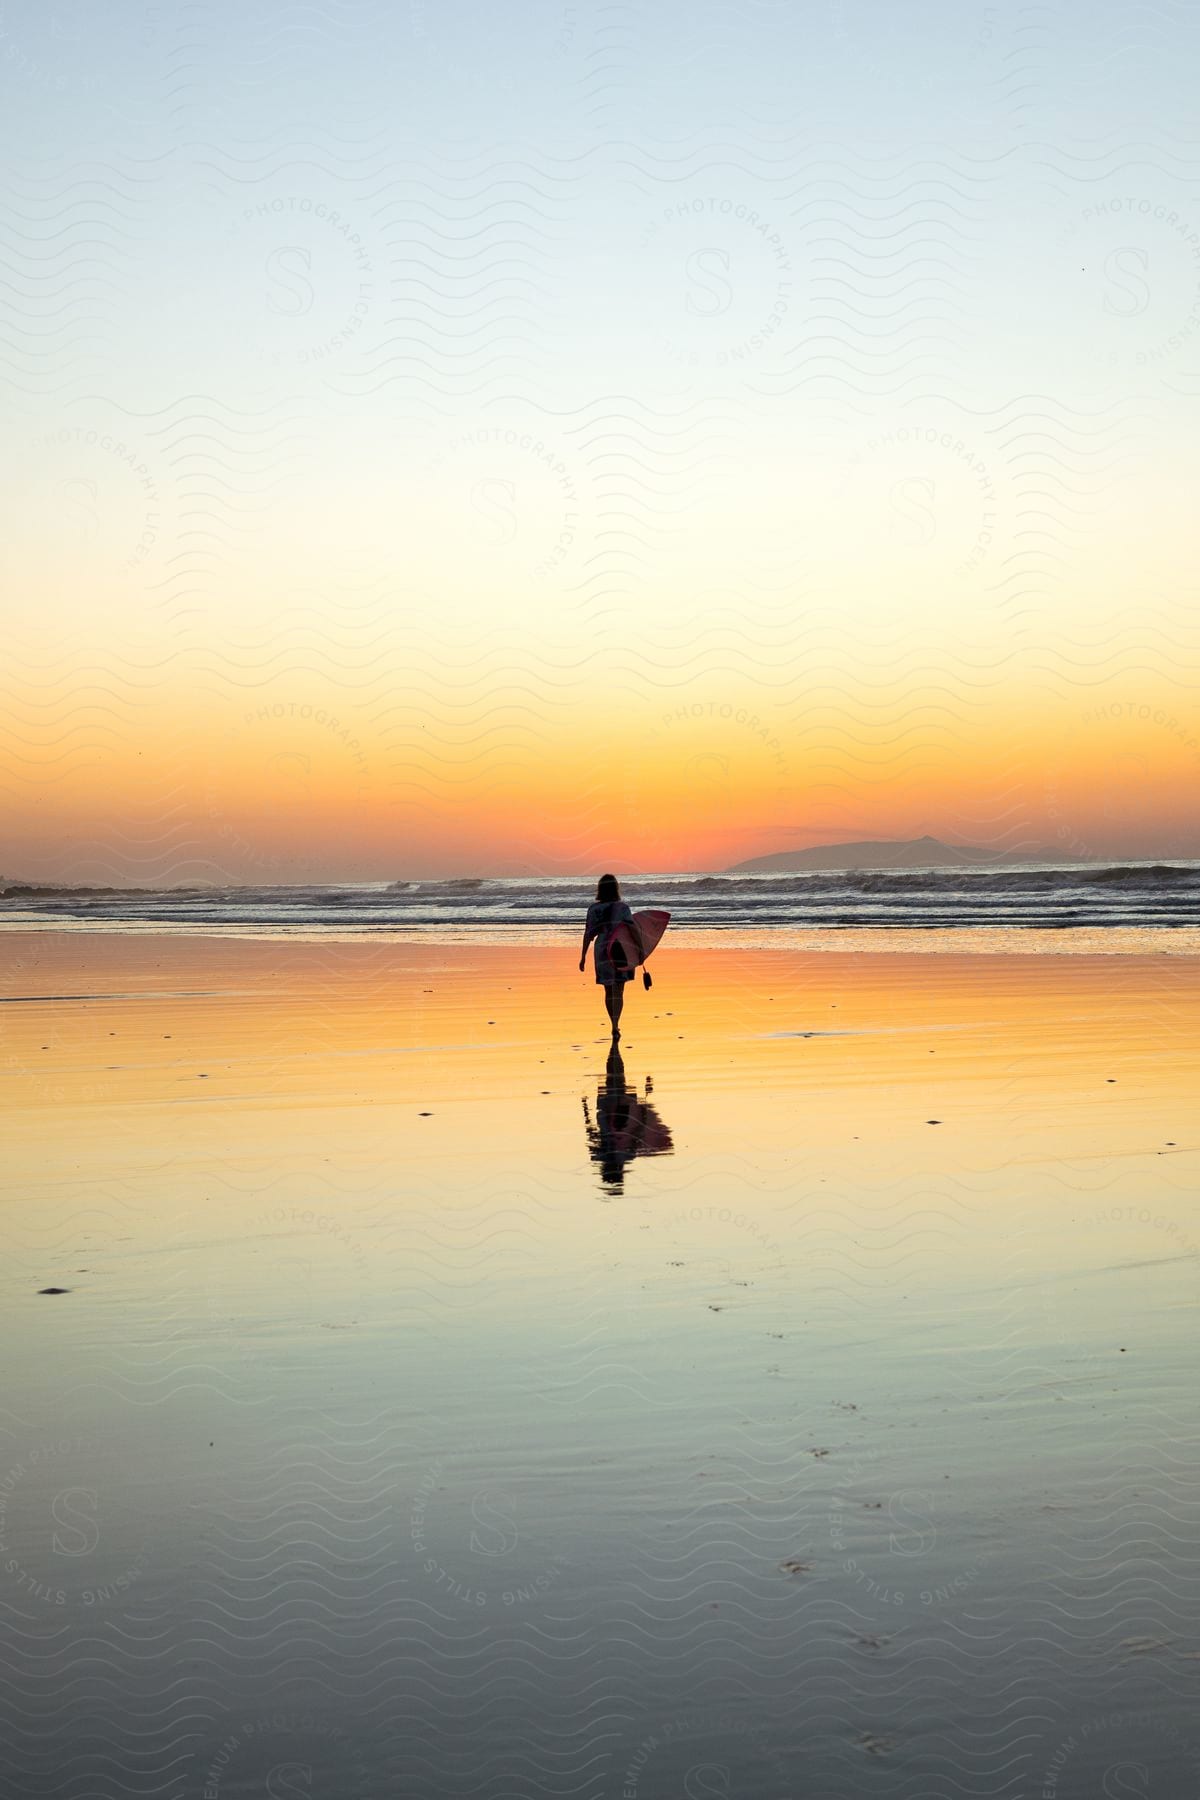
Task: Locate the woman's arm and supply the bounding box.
[579,908,596,971]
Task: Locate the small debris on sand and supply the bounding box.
[780,1558,813,1575]
[38,1287,71,1295]
[859,1732,893,1756]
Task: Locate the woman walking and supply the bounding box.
[579,873,644,1039]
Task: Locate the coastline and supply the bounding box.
[4,920,1200,954]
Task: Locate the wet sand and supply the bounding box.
[2,932,1199,1797]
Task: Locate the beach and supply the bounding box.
[2,929,1198,1796]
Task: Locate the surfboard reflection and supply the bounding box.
[581,1044,674,1195]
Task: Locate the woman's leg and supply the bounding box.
[602,984,616,1028]
[610,981,625,1034]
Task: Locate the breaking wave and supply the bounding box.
[2,860,1198,935]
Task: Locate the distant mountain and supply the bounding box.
[724,835,1075,874]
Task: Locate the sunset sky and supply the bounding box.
[3,2,1199,881]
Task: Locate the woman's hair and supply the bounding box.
[596,872,620,903]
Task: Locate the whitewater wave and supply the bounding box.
[2,860,1197,936]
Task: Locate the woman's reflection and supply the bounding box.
[581,1043,673,1194]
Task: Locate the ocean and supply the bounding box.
[2,860,1198,937]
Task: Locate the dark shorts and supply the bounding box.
[595,945,633,986]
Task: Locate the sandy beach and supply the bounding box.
[3,930,1198,1796]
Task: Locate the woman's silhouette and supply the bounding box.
[579,872,644,1039]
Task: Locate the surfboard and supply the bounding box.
[608,909,670,968]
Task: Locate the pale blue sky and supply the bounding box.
[3,0,1200,878]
